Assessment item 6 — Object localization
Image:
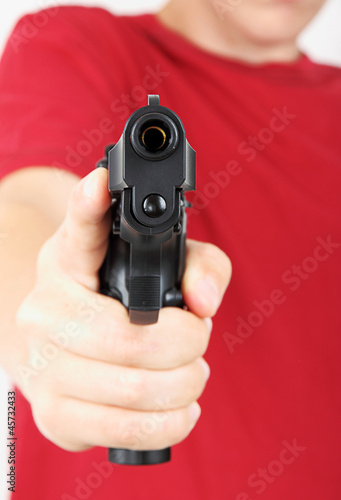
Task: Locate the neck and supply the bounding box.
[156,0,301,65]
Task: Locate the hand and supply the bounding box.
[15,168,232,452]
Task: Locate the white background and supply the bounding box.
[0,1,341,499]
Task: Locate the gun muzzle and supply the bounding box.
[141,124,167,151]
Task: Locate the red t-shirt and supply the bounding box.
[0,6,340,500]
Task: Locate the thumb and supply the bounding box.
[50,168,112,289]
[182,240,232,318]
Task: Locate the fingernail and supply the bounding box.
[195,277,220,314]
[83,170,97,198]
[189,402,201,423]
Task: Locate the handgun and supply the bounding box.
[97,94,196,465]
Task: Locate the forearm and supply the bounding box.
[0,167,79,390]
[0,201,57,390]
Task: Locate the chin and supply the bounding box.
[220,1,324,44]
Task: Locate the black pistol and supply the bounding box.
[97,94,196,465]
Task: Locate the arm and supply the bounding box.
[0,167,78,394]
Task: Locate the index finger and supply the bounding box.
[47,283,212,370]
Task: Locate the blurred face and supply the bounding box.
[208,0,327,43]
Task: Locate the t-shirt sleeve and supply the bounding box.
[0,7,123,181]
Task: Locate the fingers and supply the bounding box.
[46,350,210,411]
[40,168,112,289]
[15,169,233,454]
[33,394,201,452]
[35,284,212,369]
[182,239,232,318]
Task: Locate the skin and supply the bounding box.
[0,168,230,451]
[157,0,327,63]
[0,0,326,452]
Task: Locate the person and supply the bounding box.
[0,0,340,499]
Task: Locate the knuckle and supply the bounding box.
[180,362,208,404]
[116,330,148,368]
[42,360,63,392]
[15,302,30,331]
[31,392,57,439]
[113,414,141,450]
[220,253,232,284]
[32,395,89,452]
[192,369,208,399]
[16,288,58,342]
[164,409,193,447]
[16,291,43,333]
[100,322,129,362]
[120,372,147,409]
[194,374,207,400]
[194,319,211,356]
[171,313,210,363]
[109,406,195,450]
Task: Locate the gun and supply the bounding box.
[97,94,196,465]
